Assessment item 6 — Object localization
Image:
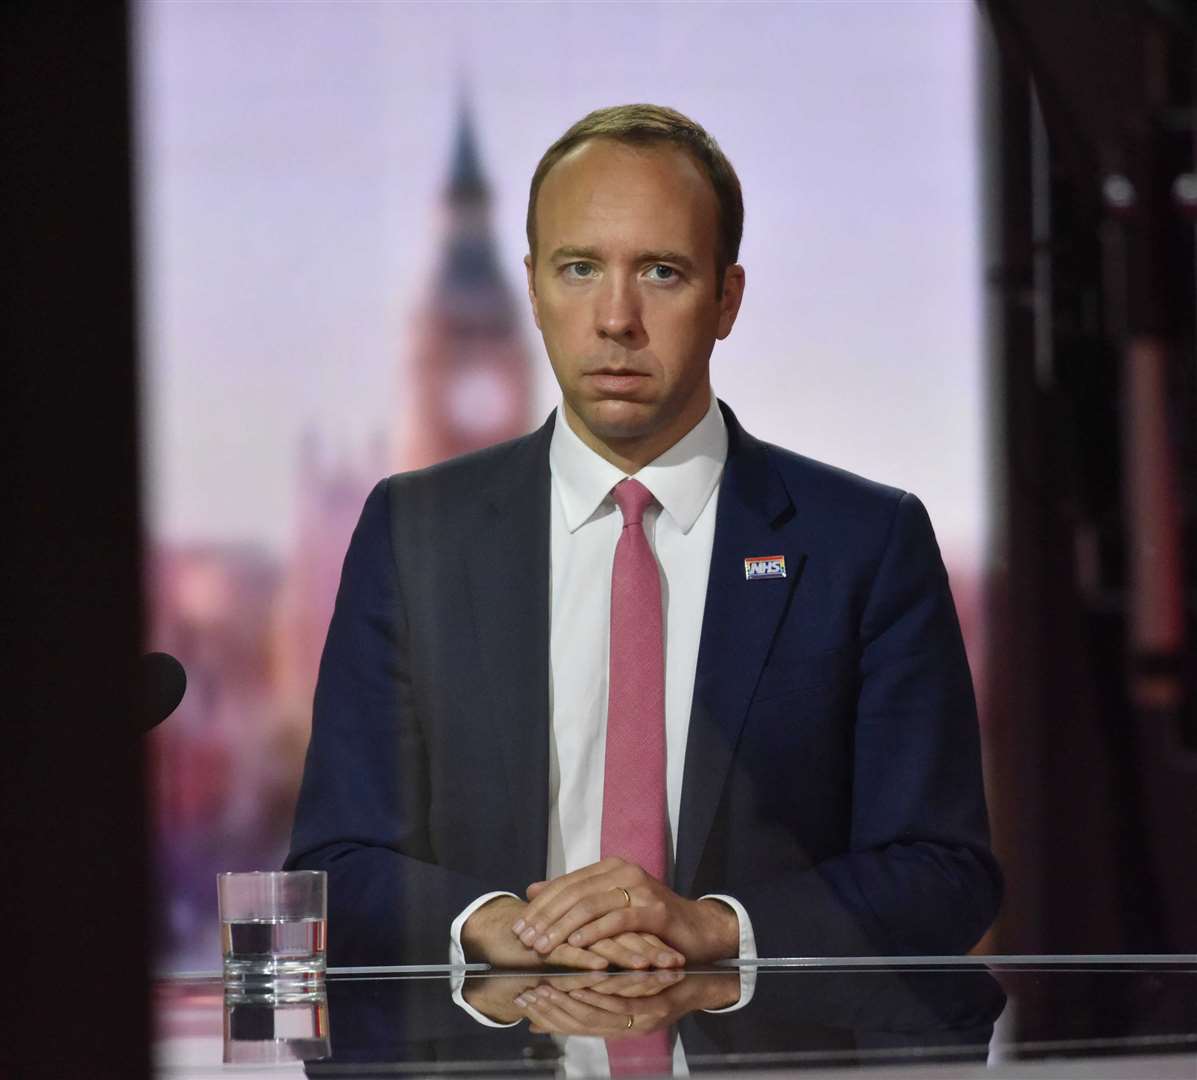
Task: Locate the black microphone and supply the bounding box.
[140,651,187,733]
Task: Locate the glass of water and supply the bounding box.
[217,871,327,991]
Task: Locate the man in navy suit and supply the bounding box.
[286,104,1001,972]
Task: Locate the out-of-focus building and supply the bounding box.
[273,427,387,723]
[398,102,535,470]
[148,97,535,969]
[147,542,283,961]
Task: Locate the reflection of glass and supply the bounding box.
[217,870,326,991]
[222,991,330,1064]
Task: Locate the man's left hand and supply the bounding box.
[511,857,740,965]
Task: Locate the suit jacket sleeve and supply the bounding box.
[732,492,1001,956]
[285,479,500,965]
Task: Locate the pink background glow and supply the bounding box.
[134,0,985,969]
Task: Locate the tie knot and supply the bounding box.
[611,477,655,526]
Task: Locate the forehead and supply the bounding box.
[535,138,718,256]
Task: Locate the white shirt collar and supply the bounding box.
[549,395,728,535]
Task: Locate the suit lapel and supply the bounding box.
[465,417,554,885]
[674,405,802,897]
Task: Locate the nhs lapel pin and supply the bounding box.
[744,555,786,581]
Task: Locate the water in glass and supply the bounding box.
[222,915,326,980]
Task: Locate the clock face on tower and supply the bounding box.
[444,359,522,442]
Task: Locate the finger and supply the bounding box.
[467,973,539,999]
[611,932,685,969]
[635,932,674,954]
[525,880,547,899]
[577,971,651,996]
[521,857,634,919]
[533,986,626,1031]
[570,986,673,1018]
[514,998,563,1035]
[586,936,652,971]
[645,933,687,967]
[519,858,622,913]
[572,971,682,1004]
[529,886,632,957]
[516,993,589,1036]
[516,859,627,939]
[577,991,672,1035]
[569,977,684,1010]
[564,984,642,1014]
[568,986,645,1014]
[542,971,611,993]
[601,1005,670,1039]
[544,942,610,971]
[502,975,544,998]
[532,880,651,954]
[586,964,684,998]
[565,902,667,951]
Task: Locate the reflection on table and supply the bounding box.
[152,959,1197,1078]
[222,989,330,1064]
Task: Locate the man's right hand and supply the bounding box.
[462,896,684,971]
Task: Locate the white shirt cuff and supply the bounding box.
[698,893,757,1012]
[450,890,521,1028]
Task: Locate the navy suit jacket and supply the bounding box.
[287,403,1001,964]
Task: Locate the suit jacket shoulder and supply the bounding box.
[761,440,906,516]
[718,404,941,592]
[383,414,555,516]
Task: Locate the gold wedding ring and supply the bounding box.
[618,887,632,908]
[625,1015,635,1029]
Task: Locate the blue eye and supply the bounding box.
[648,265,676,281]
[565,262,594,278]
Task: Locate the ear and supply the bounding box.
[715,264,745,340]
[524,254,542,330]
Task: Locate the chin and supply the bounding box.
[577,399,662,442]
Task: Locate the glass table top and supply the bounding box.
[153,957,1197,1078]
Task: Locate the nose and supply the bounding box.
[595,276,644,344]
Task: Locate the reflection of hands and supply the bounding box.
[514,857,739,965]
[463,895,685,971]
[513,972,742,1036]
[462,971,610,1025]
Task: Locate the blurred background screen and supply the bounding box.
[133,0,988,971]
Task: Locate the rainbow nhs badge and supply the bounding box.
[744,555,786,580]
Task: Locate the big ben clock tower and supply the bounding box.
[397,102,535,470]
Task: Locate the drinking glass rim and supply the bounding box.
[217,870,326,879]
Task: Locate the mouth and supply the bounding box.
[585,370,650,395]
[586,365,648,376]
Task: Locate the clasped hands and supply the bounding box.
[461,856,739,971]
[462,969,742,1031]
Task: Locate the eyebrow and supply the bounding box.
[548,246,699,275]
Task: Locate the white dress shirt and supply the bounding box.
[546,392,728,880]
[451,397,757,1042]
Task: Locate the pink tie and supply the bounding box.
[601,477,667,881]
[603,478,672,1075]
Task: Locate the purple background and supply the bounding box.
[133,0,985,970]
